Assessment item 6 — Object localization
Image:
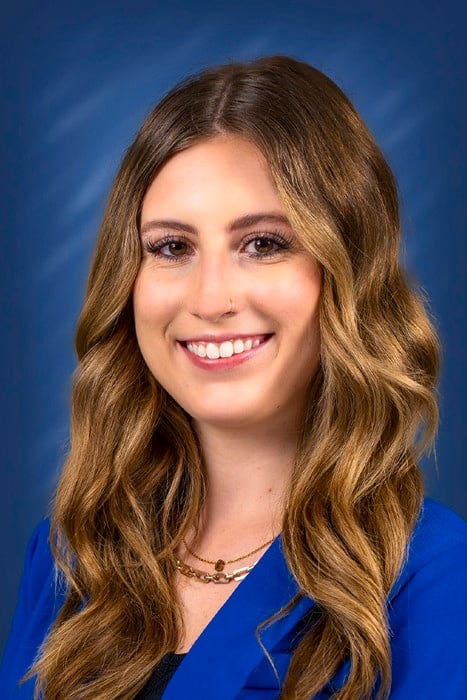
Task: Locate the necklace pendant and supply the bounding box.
[214,559,225,572]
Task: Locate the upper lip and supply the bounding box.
[179,333,273,344]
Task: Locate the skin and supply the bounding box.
[133,134,321,550]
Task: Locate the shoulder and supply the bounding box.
[7,515,57,618]
[410,496,467,550]
[23,517,55,598]
[0,517,65,697]
[389,496,467,600]
[383,498,467,696]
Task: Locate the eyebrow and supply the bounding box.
[139,212,292,236]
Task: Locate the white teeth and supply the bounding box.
[185,336,268,359]
[206,343,220,359]
[219,341,234,358]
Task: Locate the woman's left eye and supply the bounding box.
[142,232,293,262]
[245,237,283,256]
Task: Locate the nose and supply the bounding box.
[186,253,238,322]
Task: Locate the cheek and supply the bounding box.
[268,265,321,319]
[132,274,171,332]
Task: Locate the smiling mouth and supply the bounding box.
[181,334,273,360]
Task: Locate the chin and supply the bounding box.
[189,404,267,429]
[192,410,251,426]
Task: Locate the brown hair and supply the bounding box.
[23,54,440,699]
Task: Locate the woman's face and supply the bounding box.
[133,135,321,431]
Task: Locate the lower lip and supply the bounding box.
[178,335,274,371]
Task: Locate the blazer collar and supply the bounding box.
[163,507,427,699]
[164,534,315,699]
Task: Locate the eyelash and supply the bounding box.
[142,230,294,262]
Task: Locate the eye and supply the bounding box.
[243,231,294,258]
[143,236,191,261]
[159,239,188,257]
[142,230,294,262]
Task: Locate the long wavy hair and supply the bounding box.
[23,55,440,699]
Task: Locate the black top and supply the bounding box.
[135,652,187,699]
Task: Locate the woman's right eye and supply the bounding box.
[143,236,190,261]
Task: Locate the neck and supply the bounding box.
[192,417,299,539]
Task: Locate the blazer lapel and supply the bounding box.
[163,534,315,699]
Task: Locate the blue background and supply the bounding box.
[1,0,466,656]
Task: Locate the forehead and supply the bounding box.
[141,136,283,221]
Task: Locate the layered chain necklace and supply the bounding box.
[174,533,278,584]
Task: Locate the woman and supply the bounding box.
[1,55,466,699]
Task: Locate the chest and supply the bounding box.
[173,575,243,653]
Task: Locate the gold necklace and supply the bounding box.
[174,557,258,583]
[183,534,277,571]
[175,533,278,585]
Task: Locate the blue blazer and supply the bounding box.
[1,496,467,699]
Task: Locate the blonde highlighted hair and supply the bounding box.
[24,55,440,698]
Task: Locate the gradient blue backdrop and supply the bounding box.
[1,0,466,656]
